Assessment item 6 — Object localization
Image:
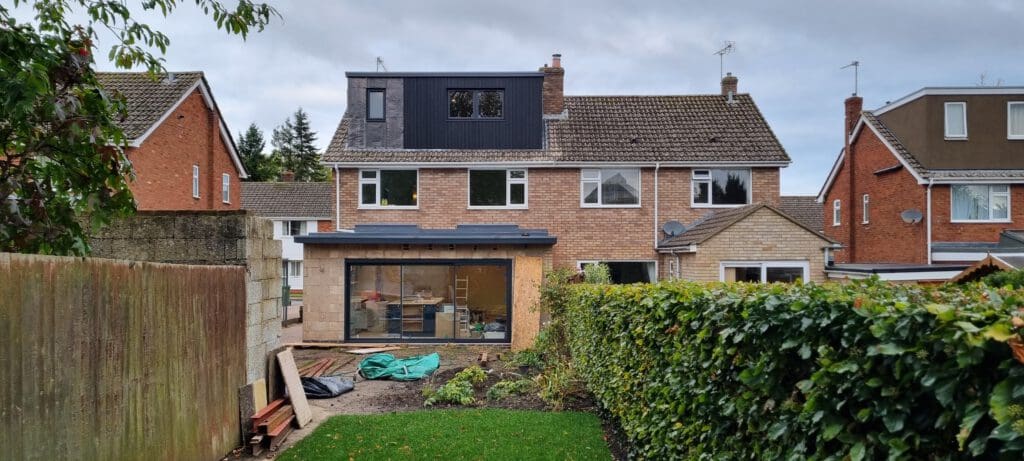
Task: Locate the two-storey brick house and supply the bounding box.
[298,54,833,346]
[97,72,247,210]
[819,87,1024,281]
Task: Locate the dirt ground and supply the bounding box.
[230,344,627,460]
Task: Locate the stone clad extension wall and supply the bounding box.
[89,211,282,383]
[0,253,246,460]
[672,208,828,282]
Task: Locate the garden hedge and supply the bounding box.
[550,279,1024,459]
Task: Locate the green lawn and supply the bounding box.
[277,409,613,461]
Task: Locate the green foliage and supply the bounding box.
[982,269,1024,289]
[0,1,276,255]
[423,366,487,406]
[505,348,545,369]
[236,123,281,181]
[532,268,589,409]
[272,108,326,182]
[583,262,612,284]
[486,379,536,401]
[548,279,1024,459]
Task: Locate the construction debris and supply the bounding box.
[247,398,295,455]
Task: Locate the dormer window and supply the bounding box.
[1009,102,1024,139]
[448,90,503,119]
[367,89,385,121]
[944,102,967,139]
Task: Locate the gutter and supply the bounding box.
[320,160,792,169]
[334,164,341,231]
[653,162,661,252]
[927,179,933,264]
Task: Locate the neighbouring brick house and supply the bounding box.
[298,54,833,346]
[97,72,247,210]
[819,87,1024,281]
[241,180,333,291]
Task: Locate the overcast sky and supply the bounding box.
[13,0,1024,194]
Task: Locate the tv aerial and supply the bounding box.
[713,41,736,80]
[376,56,388,72]
[841,60,860,95]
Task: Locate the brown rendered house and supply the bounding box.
[297,54,833,346]
[97,72,247,210]
[819,87,1024,281]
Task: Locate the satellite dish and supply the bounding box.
[901,209,923,224]
[663,220,686,236]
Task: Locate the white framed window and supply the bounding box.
[862,194,870,224]
[833,199,841,226]
[577,260,657,284]
[468,169,527,208]
[358,169,418,208]
[580,168,641,207]
[221,173,231,203]
[720,261,809,283]
[1009,102,1024,140]
[944,102,967,139]
[951,184,1010,222]
[282,221,307,237]
[192,165,200,198]
[691,169,752,207]
[286,261,303,278]
[367,89,385,121]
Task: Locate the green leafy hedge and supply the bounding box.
[552,279,1024,459]
[982,269,1024,290]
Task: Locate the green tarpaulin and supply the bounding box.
[358,353,440,381]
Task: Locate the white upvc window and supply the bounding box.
[720,261,810,283]
[833,199,841,226]
[862,194,870,224]
[358,169,419,208]
[282,221,308,237]
[468,169,527,209]
[286,260,303,278]
[221,173,231,203]
[691,168,752,207]
[192,165,200,198]
[951,184,1010,222]
[580,168,641,207]
[944,102,967,139]
[1008,102,1024,140]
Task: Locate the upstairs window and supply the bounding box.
[192,165,200,198]
[283,221,307,237]
[448,90,503,119]
[944,102,967,139]
[469,169,527,208]
[952,184,1009,222]
[367,89,385,120]
[221,173,231,203]
[691,169,751,206]
[581,169,641,207]
[833,199,841,226]
[1009,102,1024,139]
[359,169,418,207]
[862,194,870,224]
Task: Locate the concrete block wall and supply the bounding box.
[90,210,282,383]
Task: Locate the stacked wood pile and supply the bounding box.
[296,357,344,377]
[248,398,296,455]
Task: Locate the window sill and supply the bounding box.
[468,206,528,210]
[580,204,642,209]
[950,219,1012,224]
[691,203,750,209]
[1009,135,1024,141]
[358,205,419,210]
[944,137,968,141]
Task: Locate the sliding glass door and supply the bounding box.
[345,260,511,343]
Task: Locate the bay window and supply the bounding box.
[469,169,527,208]
[359,169,418,208]
[951,184,1009,222]
[691,169,751,206]
[580,168,641,207]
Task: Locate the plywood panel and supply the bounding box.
[276,349,312,428]
[511,256,543,351]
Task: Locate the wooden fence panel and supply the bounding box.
[0,253,246,461]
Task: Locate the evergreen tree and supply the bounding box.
[271,108,326,182]
[237,123,282,181]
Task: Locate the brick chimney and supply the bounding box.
[844,95,863,139]
[721,72,738,96]
[280,170,295,182]
[540,53,565,115]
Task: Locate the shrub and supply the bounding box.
[582,262,612,284]
[982,269,1024,289]
[504,348,545,369]
[486,379,536,400]
[550,278,1024,459]
[423,366,487,406]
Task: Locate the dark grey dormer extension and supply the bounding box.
[344,72,546,150]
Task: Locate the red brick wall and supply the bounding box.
[127,90,241,211]
[931,184,1022,243]
[317,220,334,232]
[825,127,927,263]
[332,167,781,269]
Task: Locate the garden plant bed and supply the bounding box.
[276,409,613,461]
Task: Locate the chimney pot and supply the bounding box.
[551,53,561,68]
[540,52,565,115]
[721,72,738,96]
[844,95,864,137]
[280,170,295,182]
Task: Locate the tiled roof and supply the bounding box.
[241,182,334,219]
[779,195,823,232]
[860,112,927,176]
[323,94,790,164]
[659,203,834,249]
[95,72,204,140]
